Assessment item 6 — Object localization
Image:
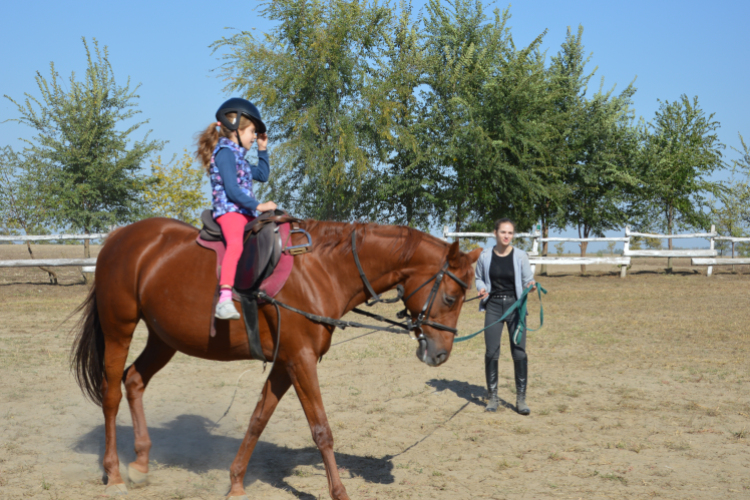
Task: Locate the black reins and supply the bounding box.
[255,231,469,339]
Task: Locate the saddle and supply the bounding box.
[196,209,312,361]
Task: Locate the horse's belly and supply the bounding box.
[139,241,252,361]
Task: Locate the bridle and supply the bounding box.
[350,231,469,336]
[257,230,469,339]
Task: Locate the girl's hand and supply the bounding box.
[256,201,277,213]
[257,133,268,151]
[477,288,488,300]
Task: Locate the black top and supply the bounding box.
[489,248,515,296]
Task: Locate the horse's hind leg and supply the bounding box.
[122,327,176,485]
[99,316,138,495]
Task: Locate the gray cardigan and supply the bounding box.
[474,246,534,312]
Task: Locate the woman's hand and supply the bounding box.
[257,133,268,151]
[477,288,488,300]
[256,201,277,212]
[527,280,537,292]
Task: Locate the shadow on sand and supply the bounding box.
[74,414,394,500]
[426,378,516,411]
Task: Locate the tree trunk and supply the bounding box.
[454,202,463,243]
[82,231,91,284]
[579,225,589,275]
[540,209,548,276]
[667,206,673,272]
[26,241,58,285]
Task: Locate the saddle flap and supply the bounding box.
[199,210,223,241]
[234,221,282,292]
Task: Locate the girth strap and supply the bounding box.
[239,293,267,361]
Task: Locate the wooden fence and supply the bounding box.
[443,224,748,278]
[692,235,750,268]
[2,228,747,279]
[0,234,105,274]
[621,225,717,277]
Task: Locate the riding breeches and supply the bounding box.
[483,295,527,361]
[216,212,255,287]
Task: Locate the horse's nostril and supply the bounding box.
[436,351,448,364]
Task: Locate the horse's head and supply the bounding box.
[402,241,481,367]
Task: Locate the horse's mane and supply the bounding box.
[302,220,447,264]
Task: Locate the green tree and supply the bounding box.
[467,22,554,233]
[535,25,596,264]
[357,1,440,228]
[640,94,725,268]
[563,85,642,271]
[711,133,750,258]
[143,150,208,226]
[420,0,555,235]
[213,0,391,221]
[0,146,59,283]
[4,38,163,256]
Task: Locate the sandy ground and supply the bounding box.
[1,244,749,499]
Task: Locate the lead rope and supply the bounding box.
[454,284,547,343]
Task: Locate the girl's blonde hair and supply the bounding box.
[196,112,255,172]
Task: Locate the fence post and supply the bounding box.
[530,227,540,276]
[620,226,630,278]
[707,224,715,277]
[442,226,449,242]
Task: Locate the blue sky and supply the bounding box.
[2,0,748,249]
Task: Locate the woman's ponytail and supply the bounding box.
[196,123,220,172]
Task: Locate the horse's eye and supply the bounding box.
[443,293,456,306]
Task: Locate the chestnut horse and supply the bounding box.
[71,217,481,499]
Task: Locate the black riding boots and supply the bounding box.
[514,358,530,415]
[484,357,499,412]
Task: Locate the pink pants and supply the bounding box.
[216,212,255,287]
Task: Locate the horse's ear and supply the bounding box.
[447,241,461,266]
[467,247,482,264]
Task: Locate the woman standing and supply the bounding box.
[475,218,536,415]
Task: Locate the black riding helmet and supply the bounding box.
[216,98,266,149]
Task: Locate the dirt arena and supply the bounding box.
[1,245,749,499]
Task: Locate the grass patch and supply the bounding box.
[496,460,519,471]
[595,471,627,485]
[664,440,691,451]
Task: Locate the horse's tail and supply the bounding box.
[70,284,105,406]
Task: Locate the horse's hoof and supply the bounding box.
[104,483,128,496]
[127,464,148,485]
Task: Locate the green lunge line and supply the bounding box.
[455,284,547,343]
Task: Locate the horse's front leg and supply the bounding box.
[227,363,292,499]
[289,353,349,500]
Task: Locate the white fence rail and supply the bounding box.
[621,225,717,277]
[0,233,105,275]
[0,233,107,242]
[0,258,98,268]
[443,228,541,274]
[2,228,748,279]
[443,224,748,278]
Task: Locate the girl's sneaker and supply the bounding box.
[215,299,240,320]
